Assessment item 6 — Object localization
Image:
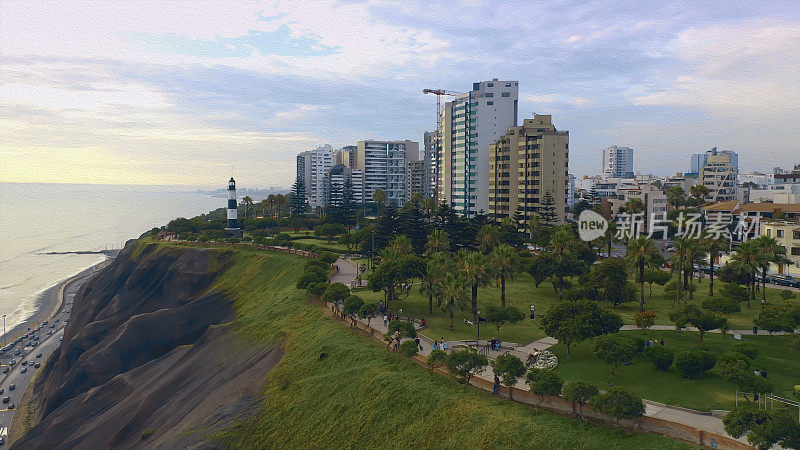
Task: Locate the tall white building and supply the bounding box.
[325,164,364,206]
[700,148,739,202]
[602,146,634,179]
[297,144,336,209]
[439,79,518,216]
[355,140,420,206]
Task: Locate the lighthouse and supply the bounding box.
[225,177,243,237]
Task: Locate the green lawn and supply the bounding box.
[151,242,693,448]
[352,270,799,346]
[551,329,800,412]
[288,235,348,251]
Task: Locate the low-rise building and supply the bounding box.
[761,221,800,277]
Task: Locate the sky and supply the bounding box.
[1,0,799,188]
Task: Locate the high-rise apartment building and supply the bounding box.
[488,115,569,223]
[700,148,739,202]
[405,160,426,202]
[325,164,364,206]
[423,131,436,198]
[355,140,419,206]
[602,146,634,179]
[336,145,356,169]
[690,147,738,175]
[296,144,336,209]
[438,79,518,216]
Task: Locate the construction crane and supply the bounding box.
[422,88,462,202]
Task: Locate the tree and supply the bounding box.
[644,269,670,298]
[589,257,634,308]
[592,335,636,375]
[385,320,416,345]
[368,253,424,313]
[527,253,554,287]
[702,296,742,314]
[421,252,449,315]
[339,173,357,227]
[633,310,657,332]
[359,302,379,328]
[590,388,645,424]
[669,304,727,342]
[242,195,254,219]
[704,235,727,297]
[296,269,327,290]
[526,368,563,404]
[723,406,800,450]
[373,189,388,212]
[731,240,760,308]
[625,237,663,311]
[438,271,466,331]
[484,305,524,337]
[539,300,623,358]
[425,229,451,255]
[720,282,749,308]
[645,345,674,371]
[571,199,591,218]
[689,184,709,203]
[446,348,488,385]
[343,295,364,327]
[666,186,685,209]
[306,282,327,303]
[426,349,448,373]
[289,178,308,215]
[399,340,419,357]
[538,190,558,226]
[315,223,347,243]
[546,227,589,300]
[458,251,491,322]
[492,354,526,400]
[490,244,520,307]
[322,282,350,307]
[754,235,791,304]
[756,304,795,343]
[674,351,706,378]
[477,224,501,254]
[562,381,598,419]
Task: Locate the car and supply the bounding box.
[20,361,26,366]
[0,388,4,394]
[47,331,53,336]
[21,367,27,373]
[0,436,5,445]
[34,363,40,368]
[1,368,7,374]
[36,353,42,358]
[55,318,60,322]
[50,324,55,328]
[28,360,34,366]
[2,397,9,403]
[9,360,16,366]
[8,403,15,410]
[8,384,14,391]
[772,275,800,288]
[42,321,47,325]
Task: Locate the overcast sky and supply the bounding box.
[1,0,798,187]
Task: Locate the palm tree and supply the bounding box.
[477,224,501,254]
[389,235,413,255]
[730,240,760,309]
[275,194,287,218]
[426,229,450,255]
[259,199,269,218]
[421,253,449,314]
[373,190,388,213]
[438,271,466,331]
[625,237,662,311]
[458,250,490,322]
[690,184,709,204]
[753,235,791,305]
[490,244,520,307]
[422,197,437,222]
[666,186,685,209]
[670,237,690,307]
[702,235,728,296]
[242,196,254,219]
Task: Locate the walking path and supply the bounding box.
[326,257,748,446]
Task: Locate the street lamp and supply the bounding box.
[477,310,481,342]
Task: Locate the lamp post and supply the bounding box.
[476,310,481,342]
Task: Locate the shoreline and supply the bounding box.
[2,259,110,347]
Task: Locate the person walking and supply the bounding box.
[493,375,500,395]
[415,337,422,351]
[383,315,388,327]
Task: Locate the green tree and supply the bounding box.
[358,302,379,328]
[458,250,491,322]
[289,178,308,215]
[526,368,563,404]
[425,229,451,255]
[538,190,559,226]
[484,305,525,337]
[446,348,488,385]
[315,223,347,243]
[437,271,467,331]
[546,227,588,300]
[562,381,598,419]
[426,349,448,373]
[669,304,727,342]
[689,184,709,203]
[490,244,521,307]
[625,237,663,311]
[540,300,623,358]
[666,186,685,209]
[589,257,634,308]
[322,282,351,306]
[755,304,795,343]
[754,235,791,304]
[645,345,675,371]
[373,189,388,212]
[343,295,364,327]
[368,253,424,313]
[305,282,327,303]
[702,296,742,314]
[674,351,706,378]
[590,388,645,424]
[242,195,254,219]
[492,353,526,400]
[421,252,449,315]
[730,240,761,308]
[399,340,419,357]
[592,334,636,375]
[723,406,800,450]
[644,269,670,298]
[477,224,501,254]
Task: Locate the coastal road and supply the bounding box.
[0,272,89,444]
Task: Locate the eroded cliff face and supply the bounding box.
[14,242,281,449]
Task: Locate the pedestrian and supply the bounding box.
[754,369,761,377]
[415,337,422,351]
[442,340,448,351]
[660,339,664,346]
[383,315,388,327]
[420,318,427,328]
[433,340,439,350]
[493,375,500,395]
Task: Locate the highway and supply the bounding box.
[0,273,88,445]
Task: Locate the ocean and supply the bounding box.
[0,183,220,332]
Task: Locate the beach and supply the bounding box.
[1,260,110,347]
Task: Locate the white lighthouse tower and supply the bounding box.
[225,177,243,237]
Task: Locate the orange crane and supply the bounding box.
[422,88,462,202]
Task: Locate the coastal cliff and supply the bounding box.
[13,241,281,449]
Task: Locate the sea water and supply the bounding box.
[0,183,219,331]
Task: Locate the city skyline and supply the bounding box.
[2,0,799,187]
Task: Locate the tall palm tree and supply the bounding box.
[702,235,728,296]
[490,244,520,307]
[275,194,287,218]
[242,196,254,219]
[421,253,450,314]
[457,250,490,322]
[426,229,450,255]
[422,197,437,223]
[625,237,662,311]
[373,190,388,213]
[690,185,709,204]
[438,271,466,331]
[389,235,413,255]
[753,235,791,305]
[477,224,501,254]
[670,237,691,307]
[730,240,760,309]
[259,199,269,218]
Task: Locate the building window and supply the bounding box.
[501,92,510,97]
[487,83,494,87]
[487,101,493,105]
[485,93,494,97]
[777,230,784,237]
[791,247,800,256]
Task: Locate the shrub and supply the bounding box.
[645,345,674,371]
[733,341,759,360]
[426,349,448,373]
[629,337,645,354]
[446,348,488,384]
[675,351,705,379]
[719,351,750,367]
[633,310,657,330]
[296,270,327,289]
[702,296,742,314]
[319,252,339,264]
[399,340,418,358]
[590,388,645,423]
[700,351,717,371]
[780,289,797,300]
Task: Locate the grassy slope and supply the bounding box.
[170,244,694,449]
[353,272,799,345]
[550,330,800,412]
